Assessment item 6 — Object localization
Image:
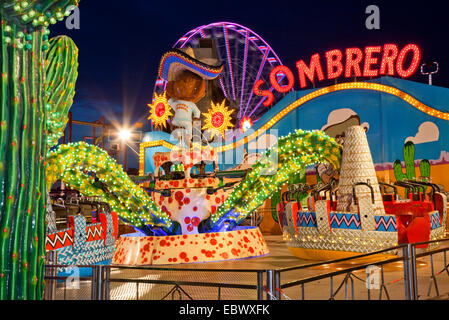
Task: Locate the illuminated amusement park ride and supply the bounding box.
[277,126,447,260]
[44,21,449,270]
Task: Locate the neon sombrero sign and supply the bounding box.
[254,43,422,106]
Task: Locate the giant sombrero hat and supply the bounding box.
[321,109,369,138]
[158,48,224,82]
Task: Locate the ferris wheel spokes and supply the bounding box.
[153,21,291,127]
[242,46,270,118]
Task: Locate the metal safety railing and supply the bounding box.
[266,238,449,300]
[44,264,267,300]
[267,245,408,300]
[44,238,449,300]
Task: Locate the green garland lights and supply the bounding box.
[47,142,173,230]
[2,0,79,28]
[45,35,78,148]
[208,129,342,229]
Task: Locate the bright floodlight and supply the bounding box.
[118,129,131,141]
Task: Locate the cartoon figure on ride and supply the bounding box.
[160,48,223,146]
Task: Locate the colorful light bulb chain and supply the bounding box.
[4,0,79,28]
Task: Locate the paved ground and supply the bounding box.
[49,235,449,300]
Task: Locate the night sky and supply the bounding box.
[50,0,449,169]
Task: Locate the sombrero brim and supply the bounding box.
[158,49,224,81]
[322,115,369,137]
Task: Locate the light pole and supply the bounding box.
[119,129,131,172]
[420,61,439,85]
[117,127,142,173]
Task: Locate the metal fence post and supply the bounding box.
[97,265,104,300]
[402,244,416,300]
[104,266,111,300]
[410,244,418,300]
[91,265,98,300]
[44,265,56,300]
[257,271,264,300]
[266,270,274,300]
[274,270,281,300]
[44,251,57,300]
[402,245,411,300]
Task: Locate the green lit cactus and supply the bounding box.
[394,141,431,183]
[270,167,306,223]
[419,159,431,182]
[45,35,79,148]
[394,141,431,197]
[394,141,416,181]
[0,0,80,300]
[207,129,342,231]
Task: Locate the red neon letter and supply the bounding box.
[344,47,363,78]
[396,44,421,78]
[269,65,295,93]
[325,49,344,80]
[296,53,325,89]
[380,44,399,76]
[253,79,274,106]
[363,46,382,77]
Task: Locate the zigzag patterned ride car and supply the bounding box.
[277,126,448,260]
[46,212,118,273]
[279,192,447,260]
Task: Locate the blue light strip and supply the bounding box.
[204,209,241,233]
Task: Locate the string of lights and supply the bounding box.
[140,81,449,175]
[206,129,342,231]
[47,142,173,230]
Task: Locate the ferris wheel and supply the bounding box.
[153,22,290,124]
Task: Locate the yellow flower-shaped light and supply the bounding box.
[148,91,173,129]
[202,99,234,137]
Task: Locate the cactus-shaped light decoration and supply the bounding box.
[0,0,80,300]
[419,159,431,182]
[270,166,306,223]
[394,141,431,182]
[45,36,78,148]
[394,141,416,181]
[204,130,342,231]
[46,142,176,234]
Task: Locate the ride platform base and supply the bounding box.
[112,226,269,265]
[287,246,397,264]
